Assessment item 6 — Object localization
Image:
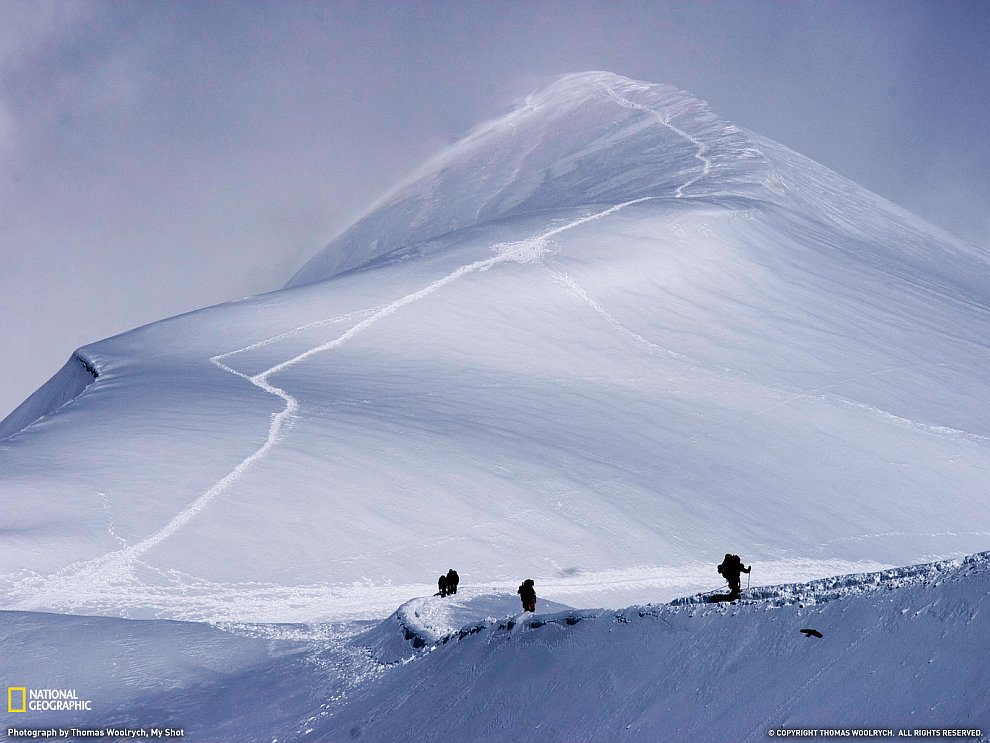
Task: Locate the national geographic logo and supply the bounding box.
[7,688,93,713]
[7,688,26,713]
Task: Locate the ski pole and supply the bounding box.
[747,570,751,591]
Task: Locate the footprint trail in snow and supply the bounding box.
[4,197,669,616]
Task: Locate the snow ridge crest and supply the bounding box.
[286,71,768,288]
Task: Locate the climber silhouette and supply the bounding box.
[710,553,751,602]
[517,579,536,612]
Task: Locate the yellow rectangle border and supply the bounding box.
[8,687,27,713]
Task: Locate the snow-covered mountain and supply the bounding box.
[1,70,989,740]
[2,71,988,624]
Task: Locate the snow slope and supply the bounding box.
[1,72,989,628]
[3,553,987,742]
[324,552,990,742]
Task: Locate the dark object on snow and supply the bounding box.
[717,553,751,600]
[707,592,737,603]
[438,574,448,598]
[800,628,823,638]
[446,569,460,595]
[517,579,537,612]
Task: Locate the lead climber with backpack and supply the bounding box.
[716,553,751,600]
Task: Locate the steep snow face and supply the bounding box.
[1,73,989,625]
[287,71,768,287]
[0,352,97,441]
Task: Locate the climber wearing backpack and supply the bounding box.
[517,579,537,612]
[717,553,751,600]
[446,568,460,595]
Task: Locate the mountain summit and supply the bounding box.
[288,71,986,298]
[1,73,988,624]
[288,71,769,286]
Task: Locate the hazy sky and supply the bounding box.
[1,0,987,420]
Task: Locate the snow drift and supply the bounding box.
[0,352,98,441]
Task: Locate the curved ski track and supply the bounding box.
[145,196,663,554]
[6,196,674,613]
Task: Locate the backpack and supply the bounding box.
[717,554,741,575]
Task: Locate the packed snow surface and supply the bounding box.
[0,70,988,739]
[3,553,988,741]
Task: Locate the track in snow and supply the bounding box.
[0,554,895,624]
[596,82,712,198]
[3,197,669,616]
[137,197,668,553]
